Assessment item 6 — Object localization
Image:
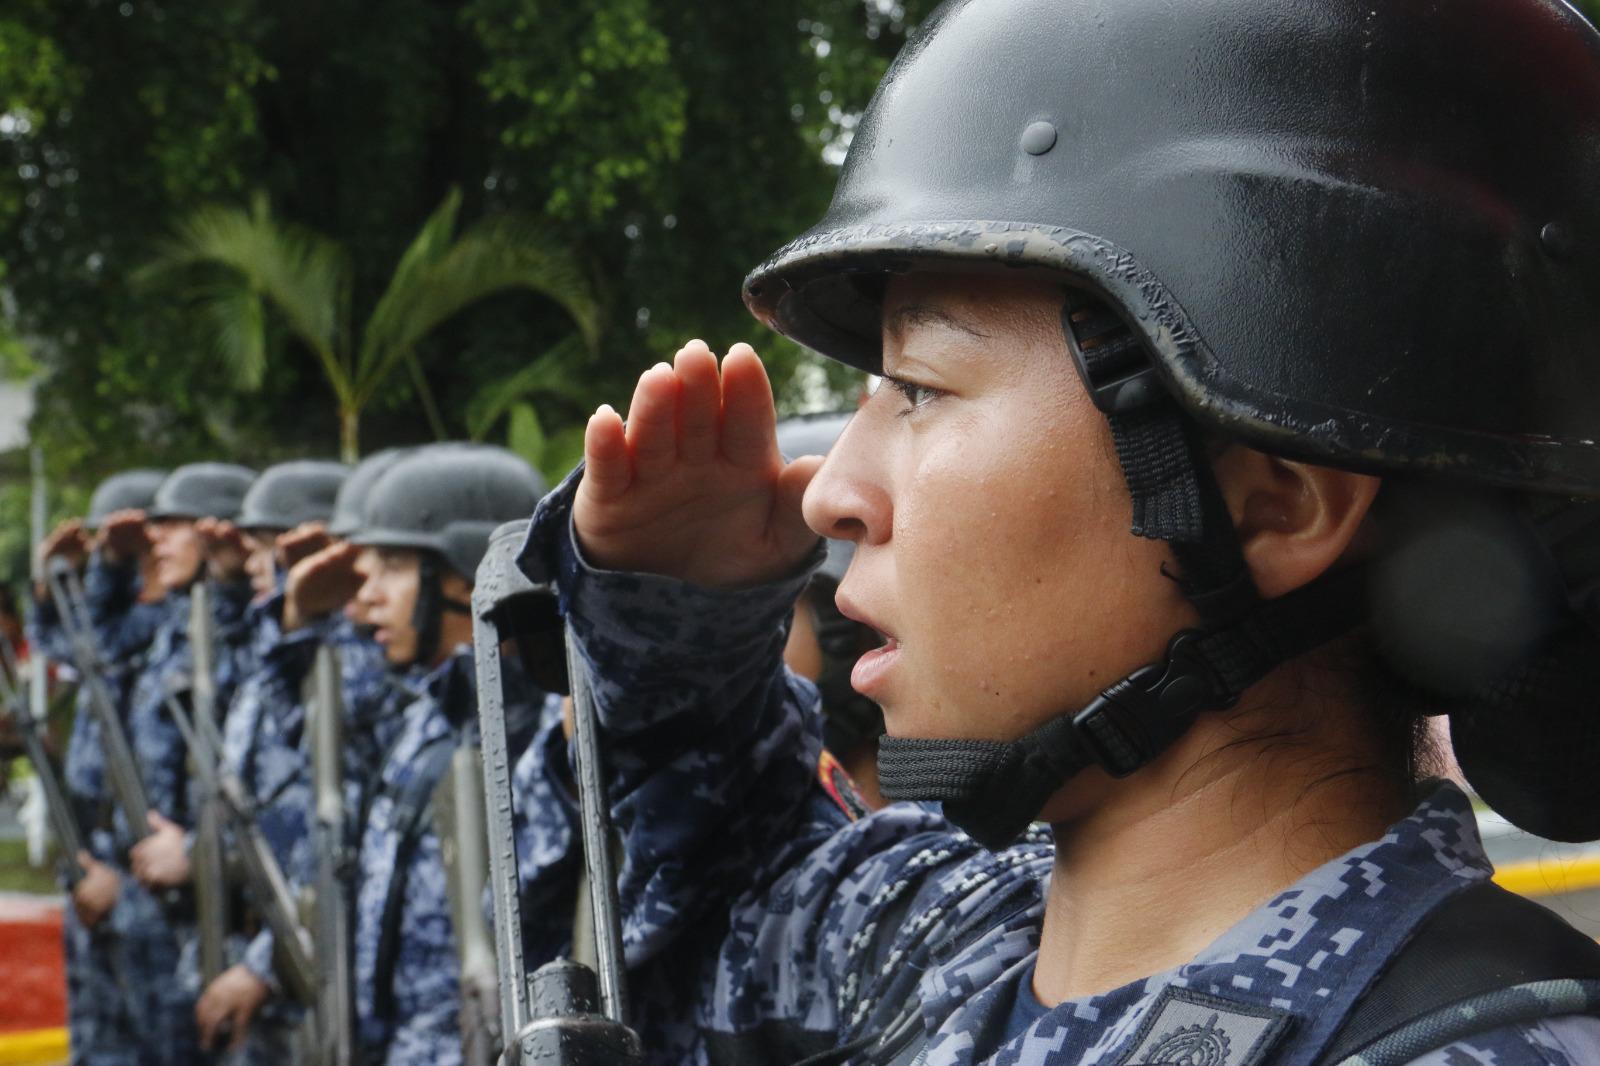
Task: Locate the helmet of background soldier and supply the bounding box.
[744,0,1600,843]
[235,460,351,533]
[777,411,857,586]
[329,448,412,539]
[146,463,258,523]
[777,412,885,764]
[350,444,547,668]
[86,469,168,529]
[350,444,547,580]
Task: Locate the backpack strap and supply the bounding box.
[1320,880,1600,1065]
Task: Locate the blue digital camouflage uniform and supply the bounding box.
[231,603,406,1011]
[512,472,1600,1066]
[30,556,170,1066]
[114,577,253,1066]
[509,692,581,970]
[353,643,554,1066]
[175,587,306,1066]
[352,651,472,1066]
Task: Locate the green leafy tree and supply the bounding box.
[0,0,926,516]
[139,189,602,461]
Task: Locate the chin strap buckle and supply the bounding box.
[1071,631,1232,777]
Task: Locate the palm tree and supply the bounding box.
[139,189,602,461]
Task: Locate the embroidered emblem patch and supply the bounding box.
[1116,988,1291,1066]
[817,748,872,821]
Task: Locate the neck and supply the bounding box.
[1032,670,1412,1006]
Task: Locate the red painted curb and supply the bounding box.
[0,895,66,1034]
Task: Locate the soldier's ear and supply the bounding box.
[1211,446,1380,600]
[439,570,473,603]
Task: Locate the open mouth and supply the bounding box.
[851,637,900,696]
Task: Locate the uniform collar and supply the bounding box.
[918,781,1492,1066]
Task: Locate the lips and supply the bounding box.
[850,638,901,697]
[834,589,900,696]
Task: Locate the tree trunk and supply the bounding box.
[339,406,360,463]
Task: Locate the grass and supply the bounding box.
[0,838,63,897]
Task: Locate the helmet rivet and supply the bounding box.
[1540,222,1574,259]
[1020,120,1057,156]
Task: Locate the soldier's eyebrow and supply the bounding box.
[883,302,992,342]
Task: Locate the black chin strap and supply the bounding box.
[877,291,1369,849]
[878,567,1369,849]
[407,553,473,669]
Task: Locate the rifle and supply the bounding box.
[0,631,86,886]
[45,561,157,843]
[471,519,643,1065]
[169,587,317,1006]
[185,581,232,988]
[309,643,355,1065]
[435,742,501,1066]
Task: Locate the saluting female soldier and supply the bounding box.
[514,1,1600,1063]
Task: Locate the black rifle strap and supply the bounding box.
[1318,880,1600,1064]
[372,735,458,1022]
[826,880,1600,1066]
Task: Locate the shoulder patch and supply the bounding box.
[1115,987,1292,1066]
[818,748,872,822]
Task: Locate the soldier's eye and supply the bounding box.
[884,376,943,415]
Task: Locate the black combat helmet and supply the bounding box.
[352,444,547,667]
[746,0,1600,844]
[147,463,257,522]
[747,0,1600,495]
[86,469,167,528]
[235,460,350,533]
[352,444,547,579]
[329,448,411,539]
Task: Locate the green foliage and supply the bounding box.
[142,193,347,392]
[0,0,910,541]
[467,0,688,221]
[141,189,604,460]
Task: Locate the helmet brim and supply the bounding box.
[745,218,1600,497]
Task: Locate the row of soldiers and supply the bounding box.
[10,417,881,1066]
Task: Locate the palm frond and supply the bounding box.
[463,334,590,440]
[137,196,352,396]
[354,207,602,404]
[196,281,266,389]
[357,188,464,384]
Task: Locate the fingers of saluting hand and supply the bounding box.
[626,360,681,483]
[720,343,781,470]
[582,404,631,503]
[675,341,721,464]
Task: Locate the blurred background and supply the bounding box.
[0,0,976,571]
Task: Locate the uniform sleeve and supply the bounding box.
[242,928,280,993]
[82,554,138,623]
[515,473,1025,1056]
[211,579,258,703]
[82,555,155,662]
[26,591,70,662]
[518,469,828,966]
[1402,1016,1600,1064]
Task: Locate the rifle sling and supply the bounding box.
[372,735,459,1022]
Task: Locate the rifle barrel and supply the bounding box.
[46,568,154,838]
[310,644,355,1066]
